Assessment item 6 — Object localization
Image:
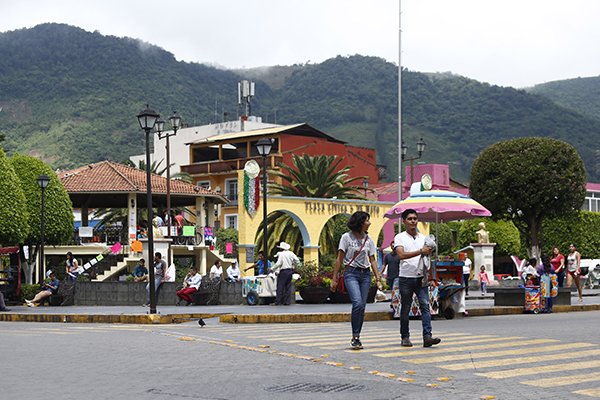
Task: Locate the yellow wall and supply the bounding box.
[235,170,397,275]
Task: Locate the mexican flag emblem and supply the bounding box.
[243,160,261,217]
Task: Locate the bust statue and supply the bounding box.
[152,219,164,239]
[476,222,489,243]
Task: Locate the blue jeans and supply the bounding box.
[68,272,79,281]
[344,266,372,337]
[399,277,432,340]
[146,277,163,300]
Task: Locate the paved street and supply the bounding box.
[3,310,600,399]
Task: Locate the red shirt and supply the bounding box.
[550,254,565,273]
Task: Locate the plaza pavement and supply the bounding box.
[1,289,600,325]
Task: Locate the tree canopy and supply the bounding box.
[0,147,29,246]
[10,153,75,248]
[469,137,586,256]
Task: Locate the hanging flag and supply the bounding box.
[243,160,261,217]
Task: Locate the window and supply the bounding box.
[225,214,238,230]
[225,179,238,203]
[197,181,210,190]
[583,191,600,212]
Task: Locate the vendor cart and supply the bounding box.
[434,261,466,318]
[242,274,278,305]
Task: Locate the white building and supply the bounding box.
[130,117,280,181]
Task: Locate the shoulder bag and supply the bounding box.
[337,234,368,293]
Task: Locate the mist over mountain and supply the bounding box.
[1,23,600,184]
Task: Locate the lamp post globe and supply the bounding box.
[362,178,369,197]
[137,105,158,314]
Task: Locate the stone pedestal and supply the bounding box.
[471,242,496,281]
[139,238,173,262]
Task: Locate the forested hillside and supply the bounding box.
[2,23,600,184]
[527,76,600,121]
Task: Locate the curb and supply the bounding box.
[0,312,225,324]
[1,304,599,325]
[219,311,394,324]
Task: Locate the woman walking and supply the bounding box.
[567,243,584,302]
[331,211,383,350]
[550,246,566,287]
[65,252,82,281]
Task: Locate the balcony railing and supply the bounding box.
[181,156,283,175]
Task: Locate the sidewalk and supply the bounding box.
[1,289,600,325]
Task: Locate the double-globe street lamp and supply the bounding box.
[255,137,273,259]
[37,174,50,285]
[136,105,159,314]
[401,137,427,193]
[156,111,182,268]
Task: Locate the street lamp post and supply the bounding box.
[36,174,50,285]
[362,178,369,197]
[137,105,159,314]
[157,111,182,268]
[400,137,426,195]
[255,137,272,259]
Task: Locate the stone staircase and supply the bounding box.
[94,256,138,282]
[93,248,237,282]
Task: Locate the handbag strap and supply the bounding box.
[342,234,368,275]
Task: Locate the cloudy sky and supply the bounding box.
[2,0,599,88]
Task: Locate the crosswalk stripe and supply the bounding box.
[522,371,600,388]
[476,359,600,379]
[294,333,496,347]
[573,388,600,397]
[373,338,558,357]
[438,346,600,370]
[351,336,526,353]
[406,342,596,365]
[325,334,491,350]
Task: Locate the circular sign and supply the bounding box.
[244,159,260,179]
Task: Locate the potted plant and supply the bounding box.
[329,273,378,304]
[295,260,333,304]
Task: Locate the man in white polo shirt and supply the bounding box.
[394,208,441,348]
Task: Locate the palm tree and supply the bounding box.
[255,153,373,259]
[268,153,371,199]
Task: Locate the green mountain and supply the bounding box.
[527,76,600,121]
[2,23,600,185]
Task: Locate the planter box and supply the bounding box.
[329,286,377,304]
[298,287,331,304]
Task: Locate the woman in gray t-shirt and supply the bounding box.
[331,211,383,350]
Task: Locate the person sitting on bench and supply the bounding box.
[176,267,202,306]
[26,272,59,307]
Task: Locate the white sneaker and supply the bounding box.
[27,302,35,307]
[25,299,32,305]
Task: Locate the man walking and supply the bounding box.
[383,240,400,294]
[271,242,300,306]
[394,209,441,348]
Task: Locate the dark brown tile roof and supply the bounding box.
[59,160,225,198]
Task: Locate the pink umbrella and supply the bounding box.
[384,190,491,222]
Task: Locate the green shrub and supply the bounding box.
[19,284,41,302]
[215,228,238,258]
[542,211,600,259]
[457,218,521,258]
